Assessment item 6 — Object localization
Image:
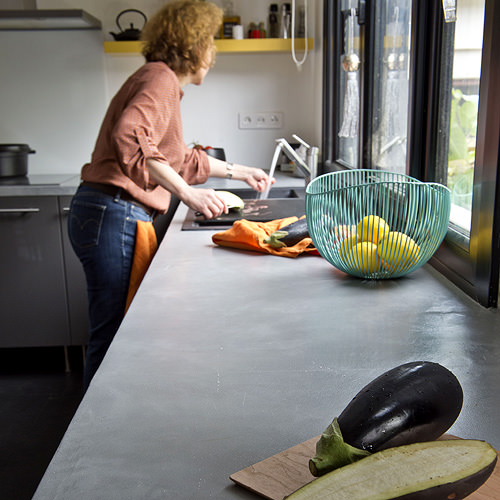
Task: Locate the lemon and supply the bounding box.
[356,215,390,244]
[338,235,358,261]
[335,224,357,240]
[350,242,380,274]
[377,231,420,270]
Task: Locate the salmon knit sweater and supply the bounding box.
[81,61,210,213]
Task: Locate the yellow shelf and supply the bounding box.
[215,37,313,53]
[104,38,313,55]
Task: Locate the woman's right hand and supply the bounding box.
[147,158,228,219]
[181,187,228,219]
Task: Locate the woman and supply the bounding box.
[68,0,273,391]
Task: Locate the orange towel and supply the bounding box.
[125,220,158,312]
[212,216,319,258]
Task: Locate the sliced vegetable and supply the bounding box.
[215,191,245,211]
[287,439,497,500]
[310,361,463,476]
[264,217,309,248]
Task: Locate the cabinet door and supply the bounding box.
[0,196,70,347]
[58,196,89,345]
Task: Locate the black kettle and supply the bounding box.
[110,9,147,41]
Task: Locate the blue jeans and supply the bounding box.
[68,185,154,391]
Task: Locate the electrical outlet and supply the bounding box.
[238,111,284,130]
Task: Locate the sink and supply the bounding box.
[228,187,305,200]
[257,187,305,199]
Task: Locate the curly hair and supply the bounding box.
[141,0,223,76]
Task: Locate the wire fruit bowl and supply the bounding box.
[305,170,451,279]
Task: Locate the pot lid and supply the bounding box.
[0,144,35,154]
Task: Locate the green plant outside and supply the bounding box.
[448,88,478,210]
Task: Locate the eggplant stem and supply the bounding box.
[309,417,371,477]
[263,231,288,248]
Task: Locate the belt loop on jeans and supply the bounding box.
[80,181,155,217]
[114,187,123,202]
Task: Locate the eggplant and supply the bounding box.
[287,439,497,500]
[215,191,245,211]
[309,361,463,476]
[264,217,310,248]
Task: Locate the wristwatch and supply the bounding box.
[226,162,234,179]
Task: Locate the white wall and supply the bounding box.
[453,0,484,80]
[103,47,322,169]
[0,0,323,175]
[0,29,107,174]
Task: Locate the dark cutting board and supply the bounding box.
[182,198,306,230]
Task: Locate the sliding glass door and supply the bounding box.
[322,0,500,307]
[430,0,500,307]
[371,0,412,174]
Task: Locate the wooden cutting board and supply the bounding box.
[230,435,500,500]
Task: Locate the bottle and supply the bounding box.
[268,4,279,38]
[280,3,291,39]
[221,0,241,39]
[248,21,257,38]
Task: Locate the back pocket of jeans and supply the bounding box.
[68,200,107,249]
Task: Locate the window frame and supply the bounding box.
[321,0,345,172]
[414,0,500,307]
[321,0,500,307]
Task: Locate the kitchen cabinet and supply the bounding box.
[0,196,69,347]
[0,195,88,348]
[104,38,314,54]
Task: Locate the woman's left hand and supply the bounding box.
[205,156,276,192]
[244,167,275,192]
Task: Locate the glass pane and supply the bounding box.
[337,0,361,168]
[447,0,484,233]
[371,0,412,174]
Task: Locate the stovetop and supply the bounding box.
[0,174,78,186]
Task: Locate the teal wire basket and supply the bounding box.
[305,170,451,279]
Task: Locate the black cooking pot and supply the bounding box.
[0,144,35,177]
[110,9,147,41]
[205,147,226,161]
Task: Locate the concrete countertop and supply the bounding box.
[0,170,305,197]
[0,174,81,197]
[33,176,500,500]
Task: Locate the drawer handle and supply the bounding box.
[0,208,41,214]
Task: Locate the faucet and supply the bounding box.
[293,134,319,184]
[261,135,319,199]
[277,135,319,184]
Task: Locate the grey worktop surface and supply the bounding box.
[0,174,81,197]
[0,171,303,197]
[32,177,500,500]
